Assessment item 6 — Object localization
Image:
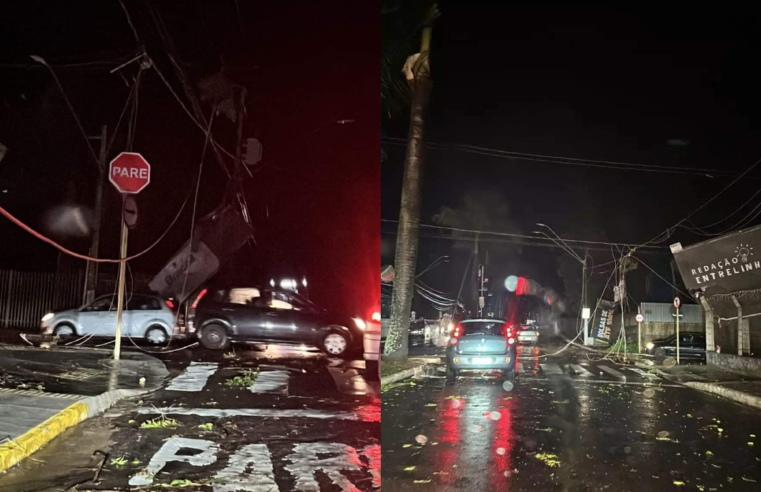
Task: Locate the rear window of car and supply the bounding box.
[461,321,504,336]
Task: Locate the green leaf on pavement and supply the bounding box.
[706,450,714,456]
[198,423,213,431]
[673,480,685,486]
[405,466,416,471]
[110,456,128,467]
[414,479,432,483]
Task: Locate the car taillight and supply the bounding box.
[166,299,175,309]
[371,312,381,322]
[191,288,208,309]
[450,324,462,345]
[502,324,513,338]
[507,337,516,345]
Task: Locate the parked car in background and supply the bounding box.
[41,294,176,344]
[190,286,365,356]
[446,319,517,383]
[516,324,539,345]
[645,332,706,362]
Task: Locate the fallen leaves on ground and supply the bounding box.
[535,453,562,467]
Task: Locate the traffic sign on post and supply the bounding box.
[674,297,681,364]
[108,152,150,362]
[635,313,644,324]
[109,152,151,194]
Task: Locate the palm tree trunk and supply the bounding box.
[384,29,433,361]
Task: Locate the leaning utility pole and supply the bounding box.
[385,8,437,361]
[84,125,107,304]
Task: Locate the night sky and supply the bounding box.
[0,1,378,317]
[382,4,761,314]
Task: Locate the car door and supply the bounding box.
[672,334,694,359]
[254,290,301,343]
[280,293,322,344]
[126,295,154,337]
[78,296,112,335]
[224,288,266,339]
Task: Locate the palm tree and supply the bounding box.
[383,4,439,361]
[381,1,437,161]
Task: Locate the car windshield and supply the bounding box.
[461,321,504,336]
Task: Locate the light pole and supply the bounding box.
[534,224,592,345]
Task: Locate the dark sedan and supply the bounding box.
[645,332,706,362]
[189,286,365,356]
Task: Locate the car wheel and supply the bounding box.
[654,347,666,363]
[200,324,229,350]
[54,324,76,337]
[145,325,169,345]
[446,365,458,383]
[321,331,348,356]
[366,360,380,381]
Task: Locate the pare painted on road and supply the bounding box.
[129,437,380,491]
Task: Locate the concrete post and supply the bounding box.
[700,297,715,352]
[731,295,743,356]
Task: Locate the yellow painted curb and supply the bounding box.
[0,401,89,472]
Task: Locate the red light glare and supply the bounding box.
[371,312,381,322]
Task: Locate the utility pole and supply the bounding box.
[113,204,128,361]
[84,125,107,304]
[582,253,590,345]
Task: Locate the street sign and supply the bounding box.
[123,196,138,229]
[673,297,681,309]
[635,313,644,323]
[109,152,151,194]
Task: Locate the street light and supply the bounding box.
[535,224,592,345]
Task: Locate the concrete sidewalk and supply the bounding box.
[0,344,168,472]
[649,362,761,411]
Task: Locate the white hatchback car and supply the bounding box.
[41,294,176,344]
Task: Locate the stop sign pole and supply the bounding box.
[109,152,151,360]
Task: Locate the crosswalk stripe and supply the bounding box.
[165,362,218,392]
[540,363,563,375]
[570,364,592,376]
[598,365,627,381]
[249,370,290,395]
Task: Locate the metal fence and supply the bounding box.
[0,269,154,330]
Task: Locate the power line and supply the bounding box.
[381,229,667,255]
[381,219,667,249]
[381,137,738,177]
[590,156,761,271]
[632,255,693,300]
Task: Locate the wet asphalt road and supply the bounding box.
[382,344,761,492]
[0,344,380,492]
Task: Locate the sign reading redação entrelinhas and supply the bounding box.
[672,224,761,294]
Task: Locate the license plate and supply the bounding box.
[473,357,492,364]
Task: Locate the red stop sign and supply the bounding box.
[109,152,151,194]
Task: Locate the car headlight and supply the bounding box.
[353,318,367,330]
[42,313,54,322]
[646,342,654,350]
